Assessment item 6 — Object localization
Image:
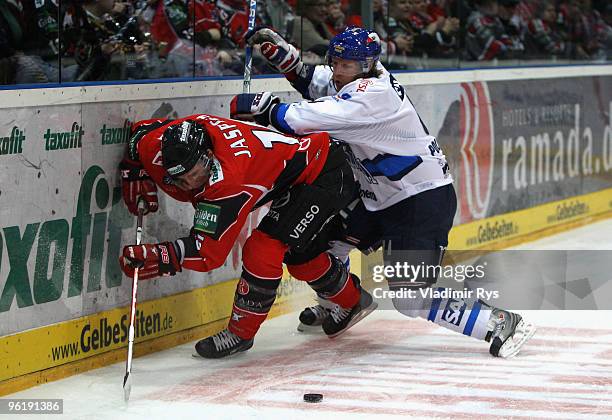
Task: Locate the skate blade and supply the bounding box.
[498,320,537,358]
[327,301,378,339]
[297,323,324,333]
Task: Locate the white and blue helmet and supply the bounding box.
[326,26,382,73]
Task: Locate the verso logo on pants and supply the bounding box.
[289,205,320,239]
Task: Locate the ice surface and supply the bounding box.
[6,219,612,419]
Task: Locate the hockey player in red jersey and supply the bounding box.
[118,113,377,358]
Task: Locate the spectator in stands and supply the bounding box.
[258,0,295,39]
[408,0,460,57]
[0,0,23,84]
[325,0,346,36]
[190,0,222,48]
[524,0,567,59]
[388,0,459,59]
[497,0,525,57]
[289,0,335,56]
[142,0,238,78]
[60,0,154,81]
[0,0,58,84]
[23,0,60,64]
[558,0,592,59]
[464,0,523,60]
[387,0,417,58]
[341,0,363,27]
[373,0,387,35]
[580,0,611,60]
[603,4,612,59]
[372,0,401,59]
[515,0,537,27]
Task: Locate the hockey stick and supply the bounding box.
[123,200,145,403]
[243,0,258,93]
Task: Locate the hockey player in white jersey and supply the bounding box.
[230,26,535,358]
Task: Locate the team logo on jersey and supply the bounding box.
[458,82,494,222]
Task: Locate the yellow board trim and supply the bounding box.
[0,277,310,396]
[449,188,612,250]
[0,297,310,397]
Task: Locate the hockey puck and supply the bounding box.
[303,393,323,403]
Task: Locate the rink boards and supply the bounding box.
[1,68,611,394]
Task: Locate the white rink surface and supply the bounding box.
[6,219,612,420]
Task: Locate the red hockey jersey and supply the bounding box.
[132,114,330,272]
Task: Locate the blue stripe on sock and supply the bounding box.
[428,288,443,321]
[463,300,482,336]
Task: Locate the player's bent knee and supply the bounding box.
[242,230,288,279]
[287,253,331,282]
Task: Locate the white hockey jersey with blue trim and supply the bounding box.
[276,63,453,211]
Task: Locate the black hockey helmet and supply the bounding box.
[161,120,212,178]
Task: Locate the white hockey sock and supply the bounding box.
[393,287,492,340]
[425,292,492,340]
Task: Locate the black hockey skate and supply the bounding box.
[322,276,377,338]
[486,309,536,358]
[194,328,254,359]
[297,305,331,332]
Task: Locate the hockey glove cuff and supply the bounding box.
[230,92,280,126]
[120,241,182,280]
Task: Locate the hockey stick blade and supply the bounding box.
[123,371,132,402]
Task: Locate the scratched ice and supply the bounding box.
[6,219,612,420]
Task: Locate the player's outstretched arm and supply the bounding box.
[247,27,316,99]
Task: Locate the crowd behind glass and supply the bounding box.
[1,0,610,85]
